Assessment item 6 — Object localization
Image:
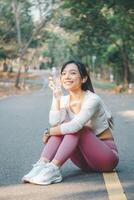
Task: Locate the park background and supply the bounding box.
[0,1,134,200]
[0,0,134,96]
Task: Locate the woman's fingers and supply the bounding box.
[48,80,56,90]
[48,75,62,99]
[43,134,49,144]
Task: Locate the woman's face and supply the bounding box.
[60,63,83,91]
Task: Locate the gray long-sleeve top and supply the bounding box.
[49,91,112,135]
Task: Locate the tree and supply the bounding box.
[60,0,134,85]
[41,31,72,69]
[0,0,60,87]
[11,0,34,88]
[11,0,57,88]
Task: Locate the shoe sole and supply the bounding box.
[21,177,31,183]
[30,176,62,185]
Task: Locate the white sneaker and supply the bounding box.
[22,160,47,183]
[30,162,62,185]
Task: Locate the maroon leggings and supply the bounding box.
[41,128,119,172]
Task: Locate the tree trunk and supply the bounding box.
[122,44,130,86]
[12,0,54,88]
[110,39,130,86]
[15,66,21,88]
[12,0,22,88]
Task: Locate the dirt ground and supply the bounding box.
[0,71,41,98]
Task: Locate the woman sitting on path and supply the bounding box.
[22,60,119,185]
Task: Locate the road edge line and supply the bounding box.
[103,172,127,200]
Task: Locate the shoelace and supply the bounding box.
[32,161,43,167]
[32,161,50,168]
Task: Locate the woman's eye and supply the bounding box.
[61,72,66,76]
[61,71,77,76]
[71,72,77,75]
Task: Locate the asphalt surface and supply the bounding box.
[0,86,134,200]
[103,92,134,200]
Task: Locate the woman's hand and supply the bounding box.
[42,129,50,144]
[42,133,50,144]
[48,75,62,100]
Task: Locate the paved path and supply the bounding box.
[0,88,134,200]
[102,92,134,200]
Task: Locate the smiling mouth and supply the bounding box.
[64,81,73,84]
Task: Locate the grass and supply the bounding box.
[93,80,116,90]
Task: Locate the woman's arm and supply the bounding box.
[43,126,62,143]
[49,96,68,126]
[50,126,62,135]
[48,99,98,136]
[48,76,67,126]
[48,96,100,136]
[60,96,100,135]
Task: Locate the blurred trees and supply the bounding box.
[0,0,33,58]
[0,0,134,86]
[39,31,75,69]
[0,0,57,87]
[61,0,134,85]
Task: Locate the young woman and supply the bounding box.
[22,60,119,185]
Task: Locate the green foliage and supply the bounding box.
[61,0,134,84]
[0,2,15,41]
[19,7,34,42]
[106,47,124,83]
[0,50,7,59]
[41,32,72,69]
[0,0,134,86]
[0,0,34,58]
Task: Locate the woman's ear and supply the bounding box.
[82,76,87,83]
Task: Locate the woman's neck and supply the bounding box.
[69,89,85,101]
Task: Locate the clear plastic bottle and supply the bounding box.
[48,67,61,90]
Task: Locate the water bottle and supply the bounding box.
[49,67,61,90]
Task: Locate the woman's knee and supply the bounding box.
[95,154,119,172]
[64,133,80,142]
[79,127,95,140]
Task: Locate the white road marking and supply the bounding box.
[103,172,127,200]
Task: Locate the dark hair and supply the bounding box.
[61,60,94,93]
